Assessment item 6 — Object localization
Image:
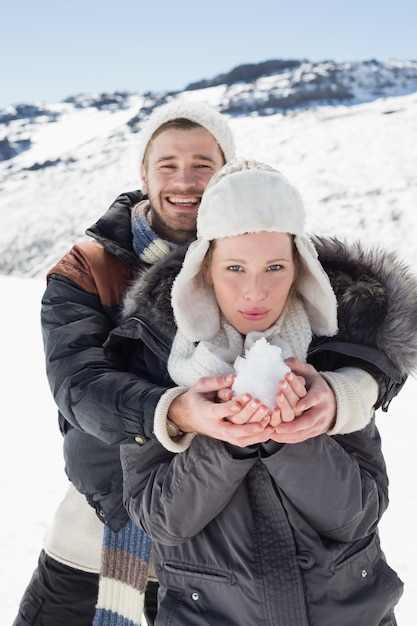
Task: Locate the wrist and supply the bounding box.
[154,387,195,452]
[167,392,189,433]
[166,420,184,437]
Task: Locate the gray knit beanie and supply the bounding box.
[137,100,236,166]
[171,158,338,341]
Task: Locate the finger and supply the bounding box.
[284,356,311,373]
[269,407,282,428]
[276,376,305,420]
[269,430,315,444]
[194,373,235,395]
[245,404,270,424]
[271,419,329,443]
[296,378,336,416]
[220,420,274,446]
[283,371,307,398]
[217,387,235,402]
[206,393,254,423]
[275,391,296,422]
[284,358,317,386]
[226,396,270,425]
[272,409,330,443]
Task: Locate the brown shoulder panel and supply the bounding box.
[47,241,135,307]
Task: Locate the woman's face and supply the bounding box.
[203,231,296,335]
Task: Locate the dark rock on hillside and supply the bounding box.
[186,59,304,89]
[0,137,31,160]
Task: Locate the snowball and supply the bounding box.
[232,337,290,410]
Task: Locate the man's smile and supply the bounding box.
[166,195,200,206]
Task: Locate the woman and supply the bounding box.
[118,159,412,624]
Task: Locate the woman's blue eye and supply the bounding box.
[268,264,282,271]
[227,265,241,272]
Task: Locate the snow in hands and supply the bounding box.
[232,338,290,410]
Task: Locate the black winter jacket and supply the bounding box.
[41,190,167,529]
[42,192,417,529]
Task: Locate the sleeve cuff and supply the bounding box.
[153,387,196,453]
[321,368,379,435]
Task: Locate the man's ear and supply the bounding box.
[141,164,148,194]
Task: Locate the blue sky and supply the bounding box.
[2,0,416,108]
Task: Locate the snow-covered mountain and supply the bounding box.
[1,58,417,276]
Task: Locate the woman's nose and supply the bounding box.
[243,277,267,300]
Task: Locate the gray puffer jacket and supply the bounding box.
[122,422,402,625]
[118,237,417,625]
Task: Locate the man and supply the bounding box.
[13,100,403,626]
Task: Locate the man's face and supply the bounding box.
[142,127,225,244]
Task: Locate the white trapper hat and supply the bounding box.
[171,158,338,342]
[137,100,236,166]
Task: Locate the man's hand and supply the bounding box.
[270,358,336,443]
[168,374,274,447]
[269,370,307,427]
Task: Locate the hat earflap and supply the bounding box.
[295,235,338,337]
[171,239,221,342]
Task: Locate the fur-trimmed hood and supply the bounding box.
[122,244,185,339]
[314,236,417,378]
[121,236,417,381]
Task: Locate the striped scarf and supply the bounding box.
[93,521,151,626]
[94,200,176,626]
[131,199,174,264]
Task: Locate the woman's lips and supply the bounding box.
[240,309,269,321]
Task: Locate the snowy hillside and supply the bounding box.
[1,58,417,276]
